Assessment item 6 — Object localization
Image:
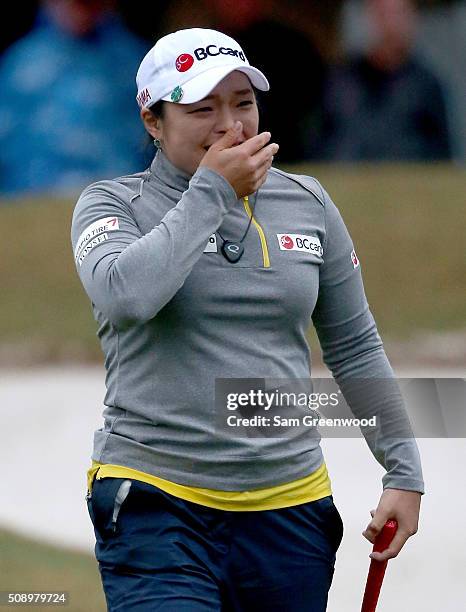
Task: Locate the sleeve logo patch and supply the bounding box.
[276,233,323,257]
[203,234,218,253]
[77,233,109,266]
[351,249,360,268]
[74,217,120,264]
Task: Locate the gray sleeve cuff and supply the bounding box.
[189,166,239,212]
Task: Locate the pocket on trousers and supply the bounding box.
[313,495,344,554]
[86,477,133,538]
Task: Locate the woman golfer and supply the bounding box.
[72,27,424,612]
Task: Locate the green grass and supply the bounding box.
[0,195,99,360]
[1,163,465,362]
[0,528,105,611]
[284,163,466,337]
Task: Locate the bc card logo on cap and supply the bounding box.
[174,44,246,74]
[175,53,194,72]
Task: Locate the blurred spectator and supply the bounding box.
[415,0,466,162]
[209,0,334,163]
[316,0,452,161]
[156,0,217,32]
[0,0,148,196]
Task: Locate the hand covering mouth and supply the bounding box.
[203,142,244,151]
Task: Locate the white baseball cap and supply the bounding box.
[136,28,270,109]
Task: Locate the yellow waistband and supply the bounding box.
[87,460,332,511]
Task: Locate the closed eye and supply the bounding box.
[189,107,212,113]
[238,100,253,107]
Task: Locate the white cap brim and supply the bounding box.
[160,65,270,104]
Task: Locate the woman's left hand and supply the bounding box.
[362,488,421,562]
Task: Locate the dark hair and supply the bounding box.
[148,99,166,120]
[143,101,165,151]
[252,85,263,114]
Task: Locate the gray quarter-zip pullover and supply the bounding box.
[71,151,424,493]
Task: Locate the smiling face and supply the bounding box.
[141,71,260,175]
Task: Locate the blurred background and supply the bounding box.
[1,1,465,610]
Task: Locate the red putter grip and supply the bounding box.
[361,519,398,612]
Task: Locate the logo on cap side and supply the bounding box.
[175,53,194,72]
[136,88,152,108]
[170,86,184,103]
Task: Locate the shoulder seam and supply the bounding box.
[79,172,147,203]
[269,167,326,207]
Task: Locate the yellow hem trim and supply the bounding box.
[87,460,332,511]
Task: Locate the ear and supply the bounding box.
[140,108,162,140]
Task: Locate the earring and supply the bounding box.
[153,138,162,149]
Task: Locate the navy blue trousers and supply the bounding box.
[86,477,344,611]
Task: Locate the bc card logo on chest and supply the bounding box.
[276,234,323,257]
